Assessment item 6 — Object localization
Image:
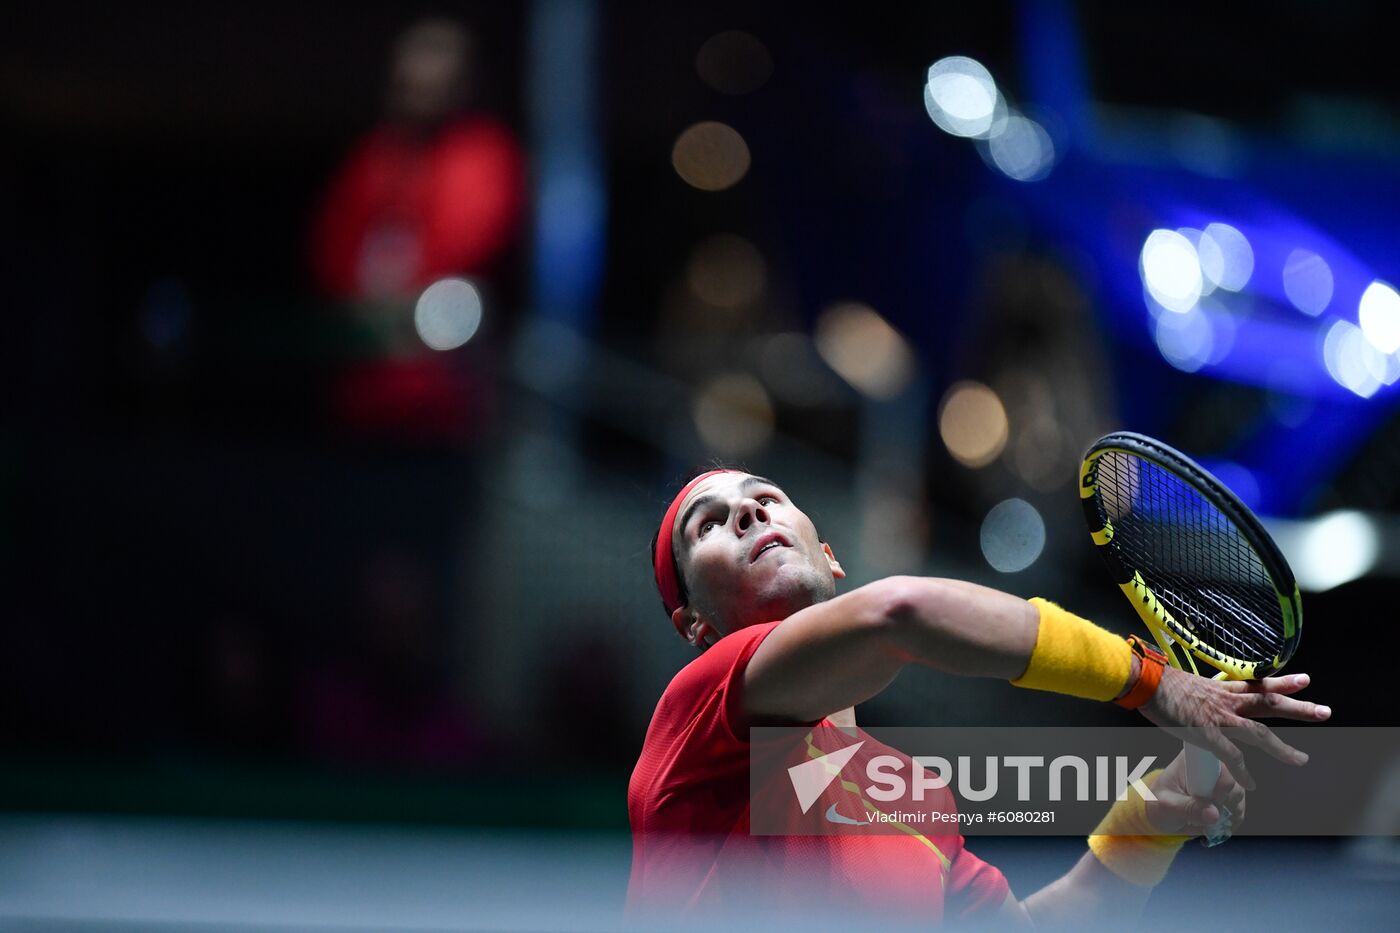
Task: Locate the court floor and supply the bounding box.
[2,814,1397,931]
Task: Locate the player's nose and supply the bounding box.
[735,498,769,533]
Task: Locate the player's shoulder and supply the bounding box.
[660,620,782,707]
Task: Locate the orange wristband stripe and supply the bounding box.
[1115,636,1167,710]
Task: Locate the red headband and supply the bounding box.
[653,469,741,615]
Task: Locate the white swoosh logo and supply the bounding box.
[825,803,863,825]
[787,741,865,813]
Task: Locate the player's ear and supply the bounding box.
[670,606,690,641]
[822,541,846,579]
[673,606,719,650]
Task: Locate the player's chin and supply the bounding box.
[756,565,830,611]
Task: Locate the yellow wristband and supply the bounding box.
[1009,598,1134,701]
[1087,769,1190,887]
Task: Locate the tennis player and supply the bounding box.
[628,469,1331,925]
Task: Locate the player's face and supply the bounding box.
[672,472,844,638]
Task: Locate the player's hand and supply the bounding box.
[1146,749,1247,835]
[1138,669,1331,790]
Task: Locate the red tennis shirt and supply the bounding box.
[627,620,1013,922]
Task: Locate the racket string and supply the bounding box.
[1094,451,1285,663]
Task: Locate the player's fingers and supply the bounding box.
[1206,735,1255,791]
[1233,717,1308,765]
[1222,673,1311,695]
[1211,770,1246,823]
[1228,786,1246,825]
[1232,690,1331,722]
[1146,788,1220,833]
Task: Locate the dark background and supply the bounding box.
[2,2,1399,928]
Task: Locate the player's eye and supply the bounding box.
[699,520,719,536]
[758,496,777,506]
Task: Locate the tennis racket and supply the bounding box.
[1079,431,1303,845]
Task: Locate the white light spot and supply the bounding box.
[1180,228,1224,297]
[1201,298,1237,364]
[938,381,1008,468]
[1322,319,1387,398]
[1154,304,1214,371]
[1282,248,1333,316]
[1140,229,1203,314]
[692,373,775,456]
[985,114,1055,181]
[1293,511,1378,592]
[814,302,917,400]
[1359,280,1400,354]
[980,498,1046,573]
[1202,223,1253,291]
[924,56,1001,138]
[672,121,751,191]
[414,278,482,350]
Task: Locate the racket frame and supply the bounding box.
[1079,432,1302,680]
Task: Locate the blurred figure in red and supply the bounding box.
[311,18,525,442]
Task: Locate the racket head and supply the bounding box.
[1079,431,1302,679]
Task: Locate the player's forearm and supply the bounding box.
[743,578,1140,725]
[886,578,1143,700]
[1021,850,1150,931]
[883,577,1043,679]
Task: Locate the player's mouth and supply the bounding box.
[749,531,791,563]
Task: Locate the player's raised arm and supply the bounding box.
[742,576,1042,724]
[743,577,1329,784]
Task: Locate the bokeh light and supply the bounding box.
[414,277,482,351]
[1202,222,1253,291]
[1207,461,1262,512]
[1322,319,1397,398]
[1282,248,1334,316]
[1295,510,1379,591]
[686,234,766,307]
[695,31,773,95]
[814,302,917,400]
[984,114,1055,182]
[692,372,775,456]
[979,498,1046,573]
[1358,280,1400,354]
[1180,228,1224,296]
[1140,229,1202,314]
[938,381,1008,468]
[672,121,751,191]
[923,56,1001,138]
[1154,304,1214,372]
